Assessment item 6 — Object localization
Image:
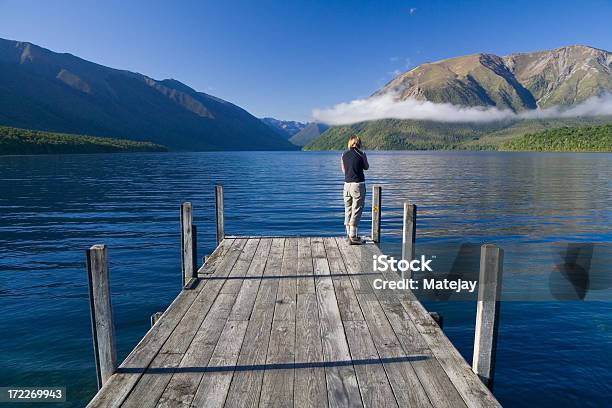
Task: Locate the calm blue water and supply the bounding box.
[1,151,611,407]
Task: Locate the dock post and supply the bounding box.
[181,202,195,286]
[429,312,444,329]
[192,224,198,277]
[401,201,417,279]
[472,244,504,389]
[215,184,224,245]
[371,185,382,242]
[86,244,117,390]
[150,312,163,327]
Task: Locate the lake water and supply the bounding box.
[1,151,611,407]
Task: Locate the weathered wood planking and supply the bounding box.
[87,237,501,408]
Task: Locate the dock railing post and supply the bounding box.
[401,201,417,279]
[181,202,195,286]
[86,244,117,390]
[215,184,224,246]
[371,185,382,243]
[472,244,504,389]
[150,312,163,327]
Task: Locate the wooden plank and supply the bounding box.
[154,318,228,408]
[311,238,363,408]
[274,238,298,321]
[224,239,284,407]
[86,244,117,389]
[359,243,501,408]
[473,244,503,388]
[259,319,296,407]
[334,237,374,294]
[323,237,365,321]
[357,294,436,408]
[191,320,249,408]
[87,242,239,408]
[198,237,236,275]
[224,317,274,408]
[352,244,469,408]
[228,238,272,321]
[122,353,182,408]
[344,320,398,408]
[220,238,260,294]
[294,293,328,408]
[88,292,200,407]
[296,237,315,294]
[158,240,248,355]
[251,238,285,321]
[152,241,253,407]
[216,184,225,245]
[157,295,239,407]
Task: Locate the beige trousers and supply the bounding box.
[343,182,366,227]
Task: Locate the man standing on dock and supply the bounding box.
[341,135,369,245]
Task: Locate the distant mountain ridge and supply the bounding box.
[260,117,307,139]
[289,122,329,146]
[0,38,296,151]
[309,45,612,150]
[377,45,612,111]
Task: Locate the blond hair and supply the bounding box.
[347,135,361,149]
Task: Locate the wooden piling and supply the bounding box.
[371,184,382,242]
[215,184,225,245]
[180,202,195,286]
[429,312,444,329]
[401,201,416,279]
[150,312,163,327]
[86,244,117,389]
[473,244,504,389]
[192,224,198,278]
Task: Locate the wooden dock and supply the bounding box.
[87,236,501,408]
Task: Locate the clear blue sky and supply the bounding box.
[1,0,611,122]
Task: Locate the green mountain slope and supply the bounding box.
[0,125,166,155]
[309,45,612,151]
[0,38,296,151]
[500,124,612,152]
[305,116,612,151]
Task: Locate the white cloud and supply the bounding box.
[409,7,417,14]
[312,92,612,125]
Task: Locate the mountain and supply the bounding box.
[377,45,612,111]
[260,117,307,139]
[289,122,329,146]
[308,45,612,150]
[0,38,296,151]
[305,116,612,150]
